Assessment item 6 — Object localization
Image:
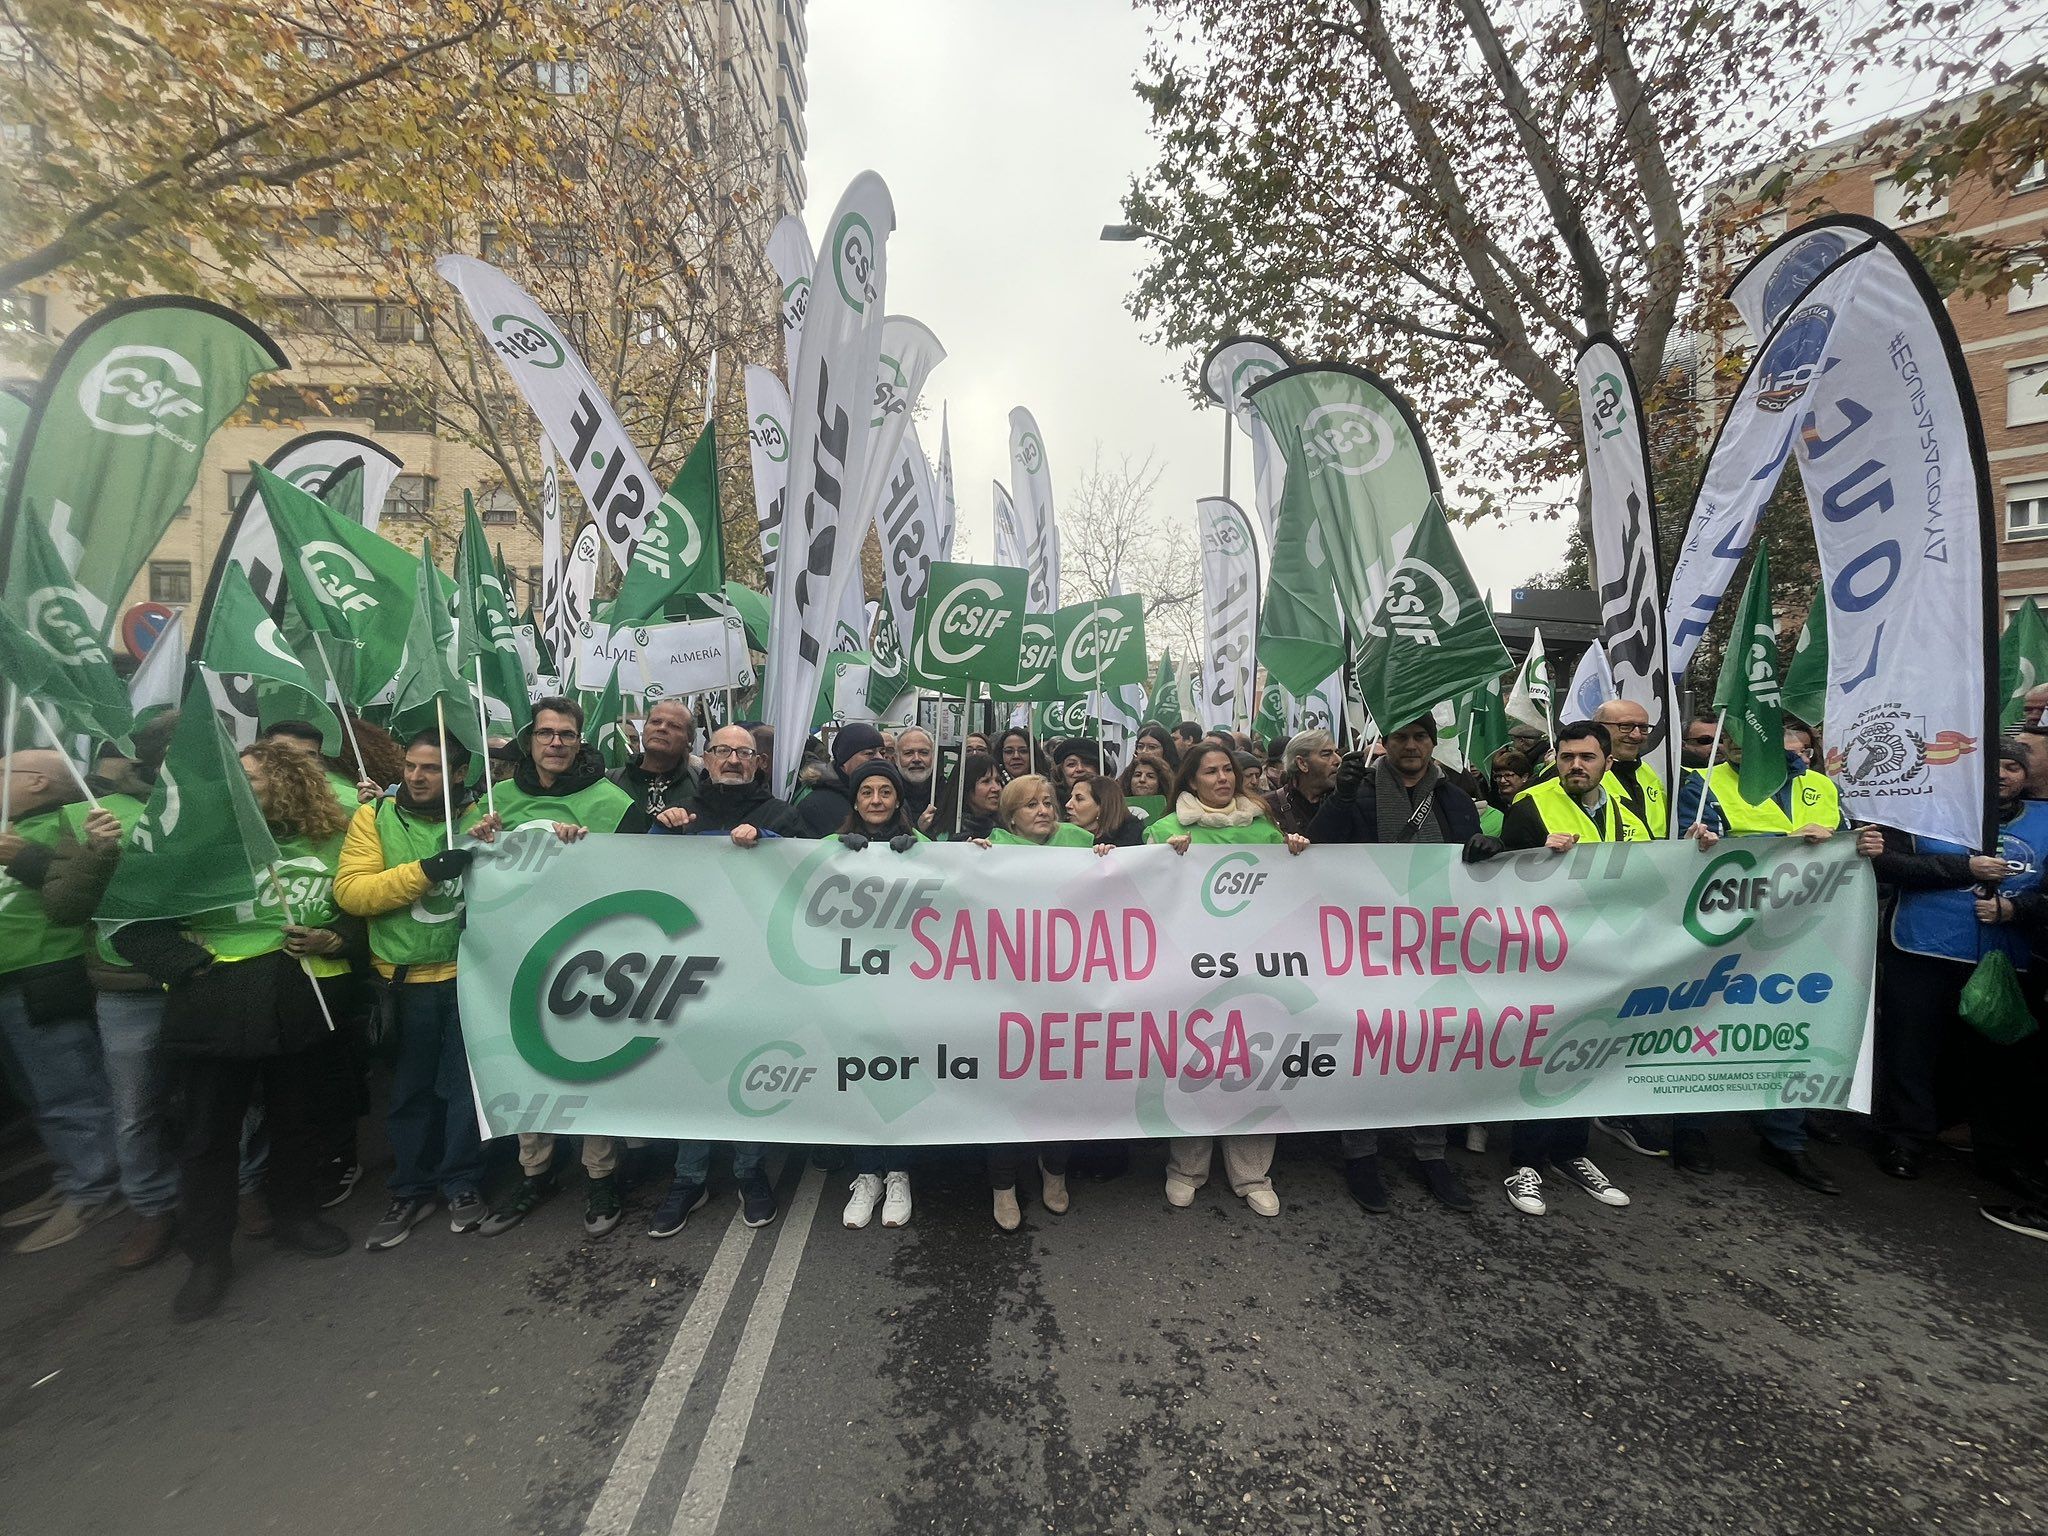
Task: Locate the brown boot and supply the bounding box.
[237,1191,273,1238]
[115,1212,177,1271]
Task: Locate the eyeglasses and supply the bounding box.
[704,744,759,760]
[1610,722,1650,734]
[531,728,580,744]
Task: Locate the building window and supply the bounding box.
[1873,174,1948,227]
[2010,362,2048,429]
[0,290,46,334]
[149,561,192,604]
[2008,480,2048,541]
[2018,161,2047,193]
[381,474,435,521]
[534,59,588,95]
[479,223,511,263]
[227,470,254,510]
[2012,266,2048,315]
[481,493,518,526]
[346,386,433,433]
[373,303,423,343]
[527,565,544,598]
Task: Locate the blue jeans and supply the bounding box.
[1755,1108,1807,1154]
[386,981,485,1200]
[674,1141,766,1184]
[94,990,179,1216]
[0,982,117,1203]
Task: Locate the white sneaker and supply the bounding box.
[1504,1165,1547,1216]
[1,1186,62,1229]
[1164,1176,1197,1208]
[880,1171,913,1228]
[843,1173,884,1229]
[1464,1124,1488,1154]
[1553,1156,1631,1207]
[1244,1187,1280,1217]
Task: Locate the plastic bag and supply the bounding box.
[1959,949,2039,1046]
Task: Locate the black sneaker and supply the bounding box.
[1981,1204,2048,1241]
[648,1178,709,1239]
[1595,1117,1670,1158]
[446,1191,487,1234]
[364,1197,436,1250]
[172,1258,233,1323]
[1758,1143,1841,1195]
[317,1161,363,1210]
[273,1215,351,1257]
[1418,1158,1474,1213]
[479,1175,557,1237]
[1343,1155,1390,1214]
[1671,1126,1716,1176]
[583,1175,623,1237]
[739,1171,778,1228]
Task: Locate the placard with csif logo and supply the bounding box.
[909,561,1026,690]
[455,832,1878,1146]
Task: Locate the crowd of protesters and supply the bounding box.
[4,683,2046,1324]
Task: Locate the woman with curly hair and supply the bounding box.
[113,739,365,1322]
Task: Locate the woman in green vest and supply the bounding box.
[112,740,361,1323]
[1146,743,1308,1217]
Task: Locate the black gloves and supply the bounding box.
[888,833,918,853]
[1333,751,1370,800]
[839,831,870,852]
[420,847,475,883]
[1462,833,1504,865]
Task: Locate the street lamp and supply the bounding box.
[1099,223,1147,242]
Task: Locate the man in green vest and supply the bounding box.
[1496,720,1639,1218]
[335,731,492,1250]
[476,696,645,1239]
[0,748,122,1255]
[1675,726,1841,841]
[1594,699,1666,840]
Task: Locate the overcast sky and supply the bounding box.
[798,1,2036,609]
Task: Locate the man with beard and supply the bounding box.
[645,724,808,1235]
[1270,728,1340,838]
[610,698,698,822]
[892,726,937,819]
[1309,715,1489,1215]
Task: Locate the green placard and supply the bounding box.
[910,562,1026,689]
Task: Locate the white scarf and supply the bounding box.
[1174,790,1260,829]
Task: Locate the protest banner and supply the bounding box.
[574,616,755,699]
[457,834,1877,1145]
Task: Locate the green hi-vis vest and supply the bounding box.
[1520,777,1646,845]
[1144,816,1284,846]
[185,829,349,978]
[59,794,146,969]
[0,808,86,979]
[370,799,482,970]
[1602,762,1667,840]
[990,822,1096,848]
[326,771,365,816]
[1707,763,1842,836]
[491,777,634,834]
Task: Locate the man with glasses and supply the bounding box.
[611,698,698,823]
[1593,699,1666,841]
[643,724,809,1236]
[477,697,645,1240]
[1680,714,1723,771]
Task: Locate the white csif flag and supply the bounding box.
[763,173,895,794]
[993,481,1024,569]
[1200,335,1293,547]
[1506,628,1553,733]
[1007,408,1061,612]
[933,405,958,562]
[538,448,568,674]
[1197,497,1261,727]
[744,364,793,592]
[768,215,812,385]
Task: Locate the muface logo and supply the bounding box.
[510,891,721,1083]
[1361,555,1459,646]
[925,578,1014,668]
[1760,231,1848,329]
[1590,372,1628,441]
[78,345,206,446]
[1202,851,1268,918]
[490,313,566,370]
[833,212,878,312]
[1755,303,1835,413]
[1300,402,1396,478]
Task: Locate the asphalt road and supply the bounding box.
[2,1119,2044,1536]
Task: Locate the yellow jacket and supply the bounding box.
[334,803,453,982]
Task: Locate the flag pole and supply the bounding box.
[262,858,339,1032]
[433,695,458,852]
[1686,709,1729,838]
[306,631,367,786]
[18,697,102,811]
[1,683,16,828]
[470,659,498,820]
[954,683,972,833]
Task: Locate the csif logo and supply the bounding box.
[26,587,109,666]
[1201,850,1268,918]
[285,462,340,492]
[1060,613,1135,684]
[1362,555,1460,647]
[1300,402,1396,478]
[833,212,878,312]
[1231,357,1278,402]
[728,1041,818,1118]
[869,609,904,672]
[1018,432,1046,476]
[925,577,1014,667]
[132,766,182,853]
[751,410,789,463]
[1012,619,1055,690]
[301,542,381,616]
[79,345,207,446]
[489,313,566,370]
[1590,372,1628,440]
[1684,846,1858,947]
[782,276,811,333]
[1741,617,1781,707]
[510,891,722,1083]
[872,352,909,427]
[1204,511,1250,558]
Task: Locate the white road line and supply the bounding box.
[668,1165,826,1536]
[580,1198,760,1536]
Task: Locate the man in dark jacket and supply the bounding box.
[1271,728,1340,838]
[893,726,937,819]
[1307,715,1487,1216]
[793,722,886,837]
[611,698,699,821]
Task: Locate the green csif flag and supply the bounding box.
[389,537,481,755]
[1252,673,1283,743]
[1453,676,1514,770]
[2,297,285,631]
[1713,547,1788,807]
[1054,596,1147,697]
[1248,364,1439,688]
[864,602,910,715]
[256,462,418,705]
[911,562,1026,690]
[612,424,724,627]
[456,495,533,734]
[1353,498,1510,736]
[6,506,134,741]
[200,561,340,750]
[585,662,629,772]
[1151,651,1185,728]
[98,677,282,924]
[1780,587,1828,731]
[1999,596,2048,729]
